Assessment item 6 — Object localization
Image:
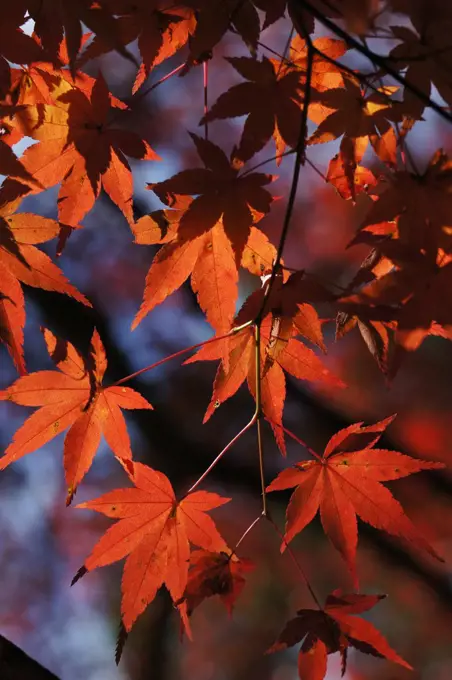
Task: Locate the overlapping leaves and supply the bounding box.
[0,199,89,374]
[268,591,411,680]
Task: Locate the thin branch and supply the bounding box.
[114,321,251,386]
[241,148,296,176]
[255,22,315,325]
[304,155,328,182]
[203,61,209,140]
[299,0,452,125]
[254,323,268,516]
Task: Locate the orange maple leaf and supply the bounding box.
[0,200,89,374]
[267,591,411,680]
[132,191,276,342]
[0,328,153,502]
[267,416,445,582]
[187,272,343,454]
[78,4,195,93]
[1,73,159,226]
[72,461,230,633]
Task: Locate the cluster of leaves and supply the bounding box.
[0,1,451,677]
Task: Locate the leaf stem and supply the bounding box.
[265,417,323,462]
[233,515,262,553]
[186,412,257,495]
[267,515,322,608]
[114,321,251,386]
[130,61,186,103]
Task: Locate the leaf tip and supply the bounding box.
[71,565,87,586]
[115,621,129,665]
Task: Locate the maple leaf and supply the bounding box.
[289,35,347,90]
[0,328,153,503]
[76,3,194,93]
[8,44,128,109]
[326,154,377,202]
[149,134,274,264]
[187,273,342,454]
[390,21,452,117]
[131,200,238,339]
[0,73,159,226]
[339,248,452,374]
[0,200,90,374]
[337,152,452,373]
[267,416,445,582]
[0,6,48,65]
[267,591,411,680]
[177,549,254,618]
[72,461,230,634]
[334,240,396,374]
[26,0,137,74]
[201,56,305,162]
[309,75,401,199]
[132,188,276,346]
[357,149,452,258]
[185,0,260,65]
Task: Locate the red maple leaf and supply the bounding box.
[201,56,305,162]
[72,462,230,633]
[26,0,135,73]
[177,549,254,618]
[309,75,401,200]
[267,416,445,582]
[267,591,411,680]
[0,328,153,502]
[184,0,261,65]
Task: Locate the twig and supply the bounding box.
[254,323,267,516]
[203,61,209,140]
[255,22,314,325]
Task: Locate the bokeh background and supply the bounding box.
[1,9,452,680]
